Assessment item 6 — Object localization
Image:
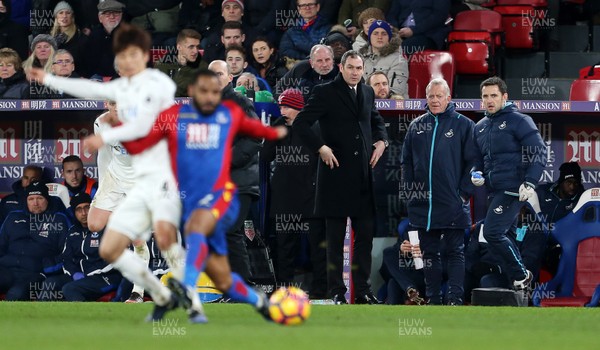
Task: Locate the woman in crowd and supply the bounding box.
[250,37,288,91]
[0,47,29,99]
[50,1,87,75]
[23,34,57,73]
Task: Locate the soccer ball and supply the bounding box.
[268,287,311,326]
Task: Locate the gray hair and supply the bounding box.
[425,78,450,97]
[309,44,334,60]
[53,49,73,61]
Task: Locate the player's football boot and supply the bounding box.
[125,292,144,303]
[167,278,207,324]
[145,293,178,322]
[255,288,272,322]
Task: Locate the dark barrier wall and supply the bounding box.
[2,99,600,237]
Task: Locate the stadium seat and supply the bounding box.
[448,10,503,75]
[494,0,548,49]
[532,188,600,307]
[408,51,455,98]
[569,79,600,101]
[96,291,117,302]
[407,77,419,99]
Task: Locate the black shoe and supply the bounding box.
[145,293,178,322]
[332,294,348,305]
[354,293,380,305]
[255,288,272,322]
[167,278,193,310]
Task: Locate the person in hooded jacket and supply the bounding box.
[359,20,408,99]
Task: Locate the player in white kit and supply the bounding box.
[91,100,152,303]
[28,23,186,320]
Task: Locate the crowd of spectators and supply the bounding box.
[1,0,598,304]
[0,0,472,100]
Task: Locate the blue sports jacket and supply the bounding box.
[401,102,478,230]
[473,103,547,193]
[0,209,69,274]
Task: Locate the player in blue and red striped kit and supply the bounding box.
[124,69,287,323]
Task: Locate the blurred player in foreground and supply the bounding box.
[92,99,151,303]
[28,23,185,321]
[123,69,287,323]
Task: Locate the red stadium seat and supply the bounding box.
[448,10,503,75]
[408,51,455,98]
[569,79,600,101]
[96,291,117,302]
[407,77,419,99]
[494,0,548,49]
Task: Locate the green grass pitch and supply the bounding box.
[1,302,599,350]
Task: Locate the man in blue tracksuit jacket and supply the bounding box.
[471,77,547,291]
[0,182,69,300]
[401,78,478,305]
[48,192,122,301]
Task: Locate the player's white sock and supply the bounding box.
[113,250,171,306]
[132,243,151,296]
[161,242,185,281]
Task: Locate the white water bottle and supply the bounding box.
[408,230,424,270]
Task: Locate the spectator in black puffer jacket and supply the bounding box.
[81,0,124,78]
[275,44,338,101]
[0,182,69,301]
[0,48,29,99]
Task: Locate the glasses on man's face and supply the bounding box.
[102,11,122,17]
[53,59,73,65]
[297,3,317,9]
